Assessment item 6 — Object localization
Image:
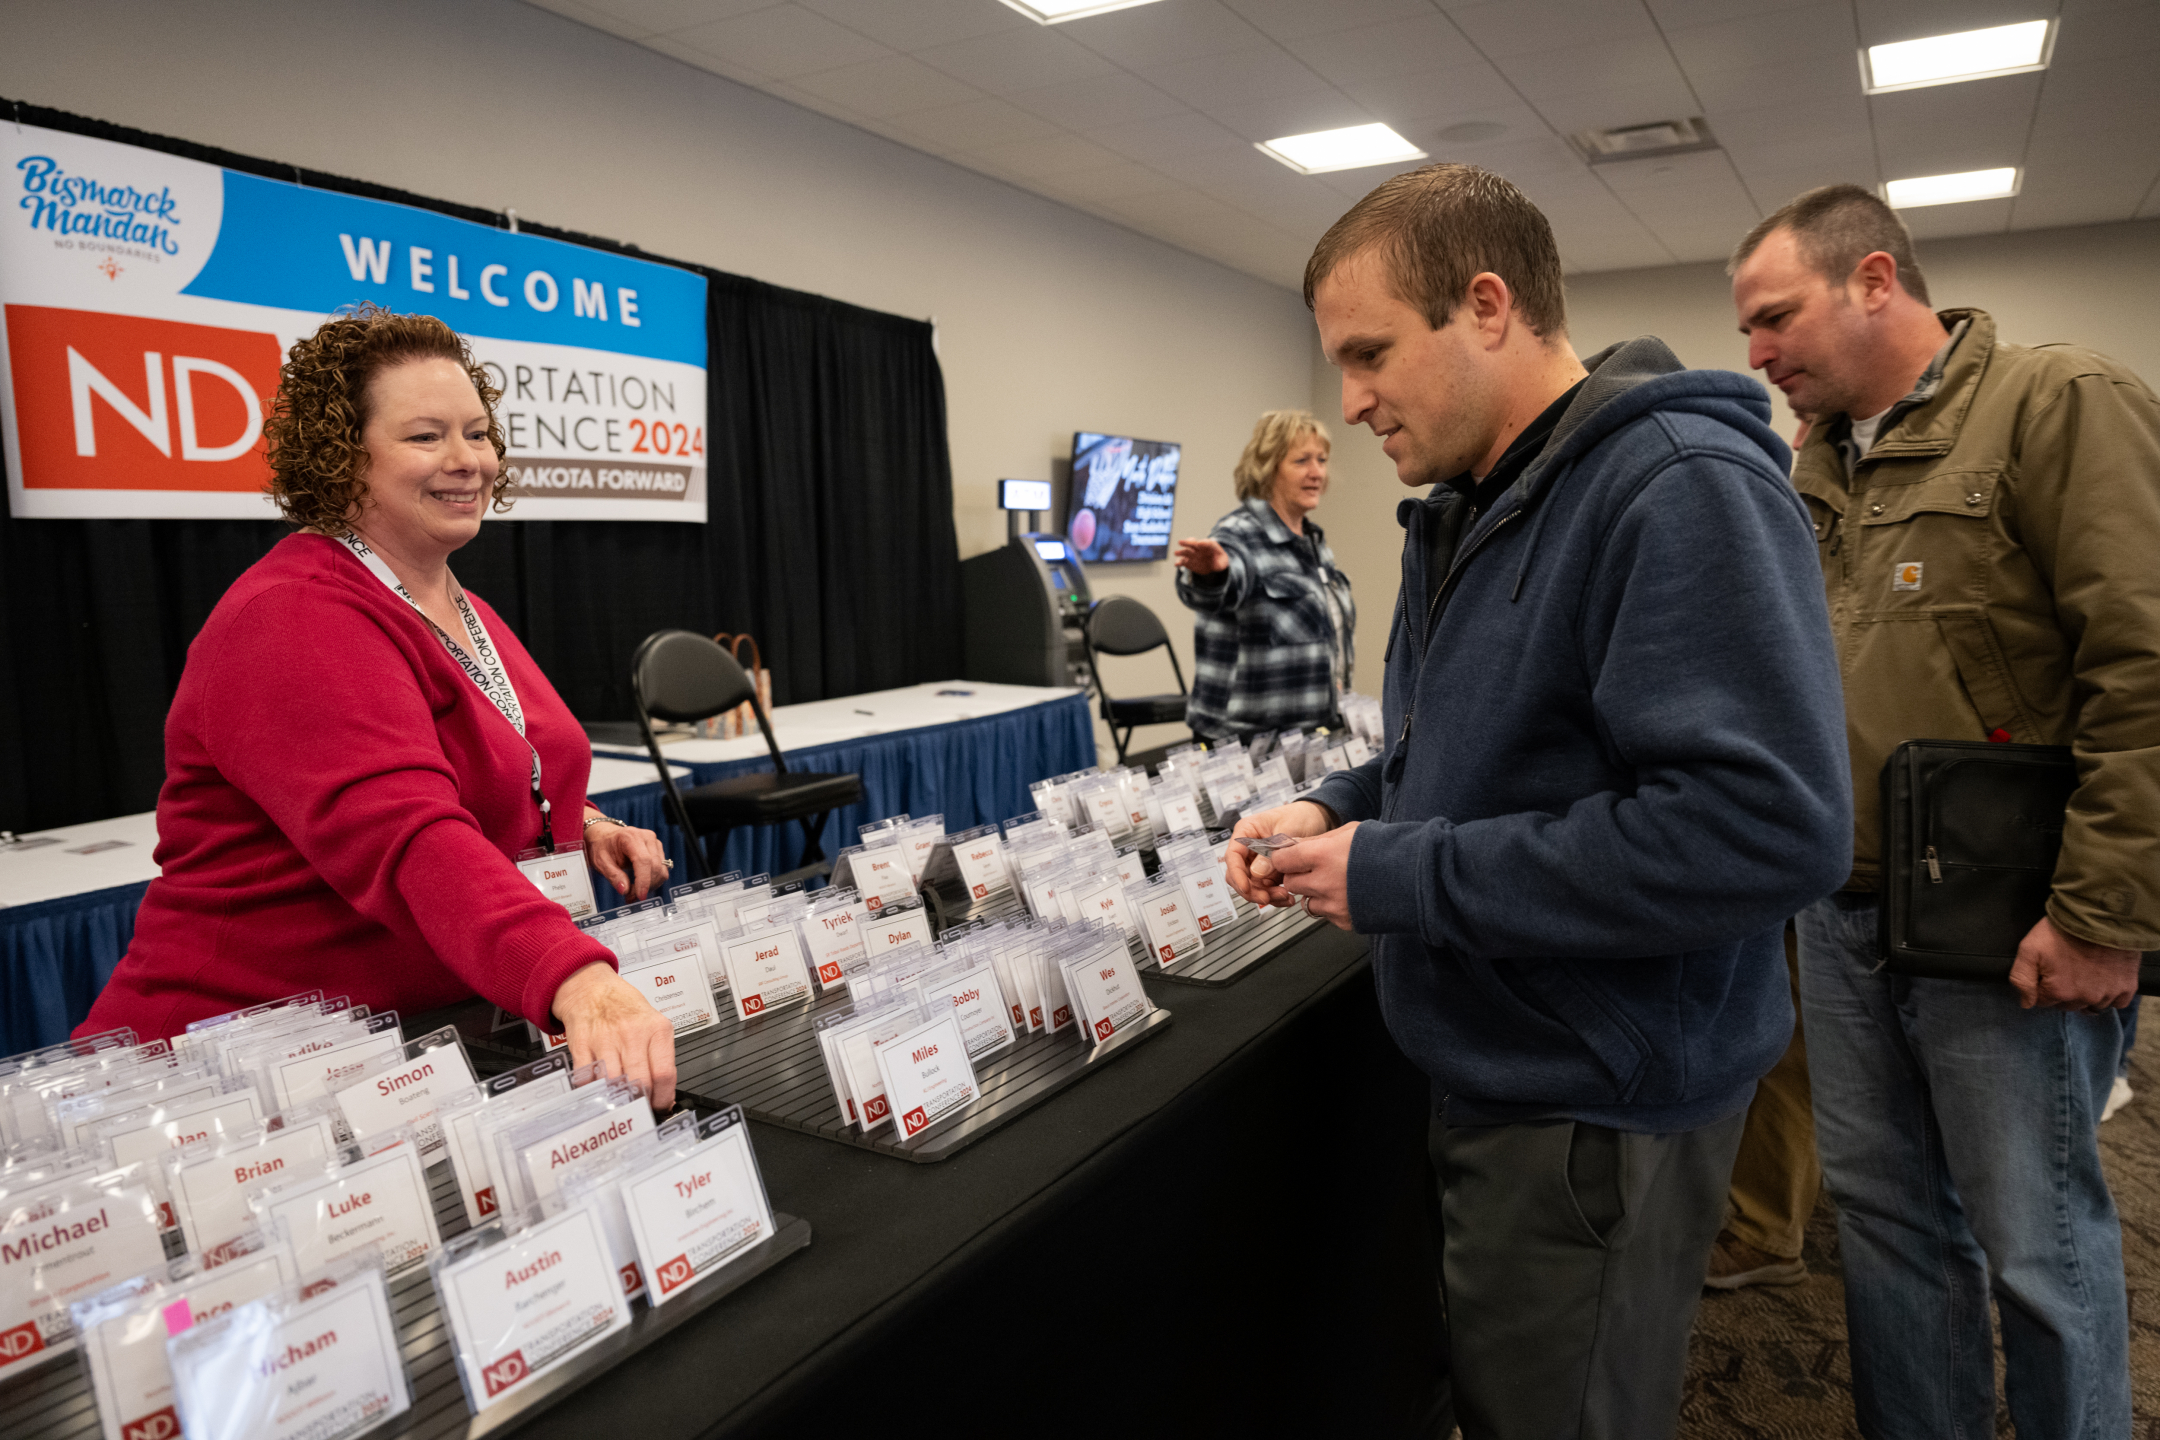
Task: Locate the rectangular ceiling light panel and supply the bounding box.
[1884,167,2020,208]
[1259,123,1428,176]
[998,0,1165,21]
[1864,19,2052,93]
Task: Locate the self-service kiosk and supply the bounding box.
[960,533,1095,688]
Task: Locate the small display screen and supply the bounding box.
[1033,539,1068,561]
[1066,433,1180,563]
[1001,479,1054,511]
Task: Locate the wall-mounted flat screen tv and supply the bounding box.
[1065,432,1180,563]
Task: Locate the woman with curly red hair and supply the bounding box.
[79,306,679,1105]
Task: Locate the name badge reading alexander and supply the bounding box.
[875,1010,979,1142]
[514,1106,656,1209]
[719,928,813,1020]
[168,1268,407,1440]
[620,1121,774,1305]
[436,1206,629,1407]
[517,842,600,921]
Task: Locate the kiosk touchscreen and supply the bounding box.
[960,533,1093,688]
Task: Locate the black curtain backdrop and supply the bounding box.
[0,99,961,834]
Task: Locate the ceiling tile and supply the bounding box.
[666,3,893,78]
[1529,77,1706,135]
[523,0,661,41]
[1136,45,1336,112]
[1225,0,1436,43]
[1869,72,2042,178]
[885,96,1068,151]
[1143,141,1295,187]
[1448,0,1662,58]
[1006,72,1191,130]
[1199,175,1367,233]
[1333,64,1528,126]
[1087,110,1251,163]
[640,33,771,83]
[1283,15,1484,86]
[1661,1,1858,73]
[1496,37,1690,99]
[1057,0,1272,68]
[1204,91,1377,143]
[1744,166,1881,208]
[913,26,1122,93]
[1033,160,1189,202]
[574,0,780,35]
[1643,0,1830,29]
[971,130,1133,175]
[1691,53,1868,116]
[796,0,1028,50]
[788,53,985,116]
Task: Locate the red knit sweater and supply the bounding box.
[79,534,614,1041]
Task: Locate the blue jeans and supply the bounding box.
[1796,893,2130,1440]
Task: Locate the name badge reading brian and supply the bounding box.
[517,843,600,921]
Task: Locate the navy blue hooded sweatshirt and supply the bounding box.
[1308,337,1852,1134]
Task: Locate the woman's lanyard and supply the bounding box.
[337,533,555,850]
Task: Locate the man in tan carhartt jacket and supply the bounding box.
[1730,184,2155,1439]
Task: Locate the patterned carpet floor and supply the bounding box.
[1678,1045,2160,1438]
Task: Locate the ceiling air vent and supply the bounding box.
[1572,117,1720,165]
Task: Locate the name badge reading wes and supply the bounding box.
[437,1207,629,1406]
[1067,951,1152,1043]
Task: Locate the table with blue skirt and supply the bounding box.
[0,683,1092,1053]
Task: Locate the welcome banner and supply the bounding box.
[2,123,709,521]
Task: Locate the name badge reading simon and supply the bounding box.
[517,842,600,921]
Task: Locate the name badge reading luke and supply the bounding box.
[436,1207,630,1408]
[517,843,600,921]
[253,1142,440,1277]
[875,1010,979,1142]
[719,928,814,1020]
[620,1119,774,1305]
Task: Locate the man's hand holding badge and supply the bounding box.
[1224,800,1360,930]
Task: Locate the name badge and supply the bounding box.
[619,933,721,1036]
[1139,889,1204,968]
[168,1266,408,1440]
[619,1117,775,1305]
[832,1011,914,1131]
[862,915,929,960]
[804,907,867,990]
[514,1106,657,1210]
[953,842,1010,901]
[168,1119,339,1262]
[79,1244,297,1440]
[1179,870,1233,934]
[876,1010,979,1141]
[1064,949,1153,1044]
[251,1141,440,1278]
[853,847,916,912]
[1070,875,1138,937]
[719,928,814,1021]
[442,1074,573,1228]
[925,962,1015,1061]
[267,1022,403,1112]
[0,1180,165,1372]
[517,842,600,920]
[330,1041,477,1161]
[435,1206,630,1407]
[98,1090,266,1230]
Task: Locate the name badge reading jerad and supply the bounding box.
[169,1269,407,1440]
[80,1246,296,1440]
[517,844,600,921]
[719,928,814,1021]
[876,1011,979,1142]
[620,1125,774,1306]
[0,1183,165,1372]
[515,1107,657,1210]
[169,1119,339,1262]
[437,1207,630,1408]
[331,1046,477,1160]
[253,1142,440,1278]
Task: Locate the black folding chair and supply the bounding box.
[1082,595,1190,764]
[629,630,863,885]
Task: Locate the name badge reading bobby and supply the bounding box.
[517,843,600,921]
[436,1206,629,1407]
[620,1120,775,1306]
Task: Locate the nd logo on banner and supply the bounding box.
[6,305,280,492]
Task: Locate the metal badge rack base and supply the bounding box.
[0,1166,810,1440]
[670,984,1173,1164]
[1142,894,1327,988]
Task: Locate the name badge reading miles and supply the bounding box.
[876,1011,979,1141]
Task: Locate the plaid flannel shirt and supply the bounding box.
[1175,498,1356,740]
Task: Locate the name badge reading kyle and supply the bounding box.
[517,842,600,921]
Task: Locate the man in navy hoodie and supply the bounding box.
[1230,164,1853,1438]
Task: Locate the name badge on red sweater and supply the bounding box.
[518,842,599,920]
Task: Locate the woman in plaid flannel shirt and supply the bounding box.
[1173,410,1356,741]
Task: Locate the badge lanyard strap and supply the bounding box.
[337,534,555,850]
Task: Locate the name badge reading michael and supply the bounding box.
[168,1268,407,1440]
[517,843,600,921]
[436,1206,629,1407]
[875,1010,979,1142]
[620,1120,774,1306]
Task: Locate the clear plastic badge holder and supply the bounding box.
[0,1164,166,1374]
[2,1041,175,1151]
[896,814,945,881]
[50,1065,221,1151]
[665,871,746,927]
[429,1196,633,1411]
[621,921,724,1035]
[1033,927,1079,1036]
[514,839,600,920]
[803,888,869,991]
[1060,926,1156,1045]
[557,1112,691,1305]
[327,1025,477,1161]
[167,1248,409,1440]
[859,893,932,961]
[916,954,1016,1061]
[819,994,927,1133]
[1136,873,1206,969]
[736,878,807,929]
[162,1115,342,1263]
[71,1224,299,1440]
[463,1077,627,1225]
[496,1080,655,1219]
[616,1105,776,1306]
[246,1127,441,1278]
[1171,852,1240,935]
[438,1055,592,1228]
[86,1080,268,1230]
[995,925,1047,1033]
[980,927,1032,1032]
[173,992,317,1063]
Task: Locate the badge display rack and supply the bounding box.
[0,1150,811,1440]
[1140,893,1325,988]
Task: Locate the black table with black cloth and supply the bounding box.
[532,925,1447,1438]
